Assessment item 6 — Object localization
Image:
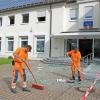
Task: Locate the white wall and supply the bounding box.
[0,6,51,59]
[78,1,100,29]
[51,3,65,57]
[0,1,100,59]
[63,3,78,32]
[51,3,79,57]
[77,0,97,3]
[51,3,64,35]
[51,38,64,57]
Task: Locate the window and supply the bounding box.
[36,36,45,52]
[20,37,28,47]
[67,39,77,51]
[37,11,46,22]
[9,16,15,25]
[7,37,14,51]
[84,6,93,19]
[22,14,29,23]
[70,8,77,20]
[0,37,1,51]
[94,39,100,58]
[0,17,2,26]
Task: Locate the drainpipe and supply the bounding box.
[93,38,94,60]
[49,4,52,58]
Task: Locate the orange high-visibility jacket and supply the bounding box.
[13,48,28,81]
[67,50,81,64]
[14,47,28,63]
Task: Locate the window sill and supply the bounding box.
[20,23,29,25]
[36,21,46,23]
[84,18,93,20]
[34,52,44,54]
[69,20,77,22]
[5,51,13,53]
[80,27,98,30]
[7,24,14,27]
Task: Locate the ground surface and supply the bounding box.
[0,61,100,100]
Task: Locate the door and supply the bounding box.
[64,39,78,57]
[79,39,93,57]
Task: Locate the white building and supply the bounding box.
[0,0,100,59]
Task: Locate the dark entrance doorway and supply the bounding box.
[79,39,93,57]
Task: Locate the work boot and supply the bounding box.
[72,76,75,80]
[78,76,81,81]
[22,87,30,92]
[10,88,17,94]
[70,76,75,80]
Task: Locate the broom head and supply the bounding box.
[32,84,44,90]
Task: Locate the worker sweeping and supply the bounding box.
[66,48,82,81]
[11,45,32,93]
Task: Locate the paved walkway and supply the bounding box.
[0,61,100,100]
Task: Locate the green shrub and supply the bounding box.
[8,56,13,59]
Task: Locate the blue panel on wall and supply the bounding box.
[84,20,93,27]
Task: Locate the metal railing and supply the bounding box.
[81,53,94,65]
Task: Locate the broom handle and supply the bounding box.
[29,69,38,84]
[13,53,38,84]
[66,54,85,75]
[24,61,38,84]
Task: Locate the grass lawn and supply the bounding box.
[0,58,12,65]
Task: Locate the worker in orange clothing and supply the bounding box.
[67,48,82,81]
[11,45,32,93]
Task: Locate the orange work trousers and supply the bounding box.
[70,61,81,78]
[11,62,26,83]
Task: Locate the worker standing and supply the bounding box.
[11,45,32,93]
[67,48,82,81]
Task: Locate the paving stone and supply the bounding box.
[0,61,100,100]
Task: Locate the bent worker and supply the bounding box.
[67,48,81,81]
[11,45,32,93]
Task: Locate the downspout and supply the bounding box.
[49,4,52,58]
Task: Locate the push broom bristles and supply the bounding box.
[32,84,44,90]
[24,62,45,90]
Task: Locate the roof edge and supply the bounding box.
[0,0,76,13]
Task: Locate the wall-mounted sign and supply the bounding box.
[83,20,93,29]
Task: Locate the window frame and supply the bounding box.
[6,37,14,52]
[22,13,29,24]
[84,6,94,20]
[37,10,46,22]
[0,17,2,27]
[9,15,15,25]
[35,36,45,53]
[0,37,1,52]
[20,36,28,47]
[69,8,78,21]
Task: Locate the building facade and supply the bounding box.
[0,0,100,59]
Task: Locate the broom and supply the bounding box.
[24,61,44,90]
